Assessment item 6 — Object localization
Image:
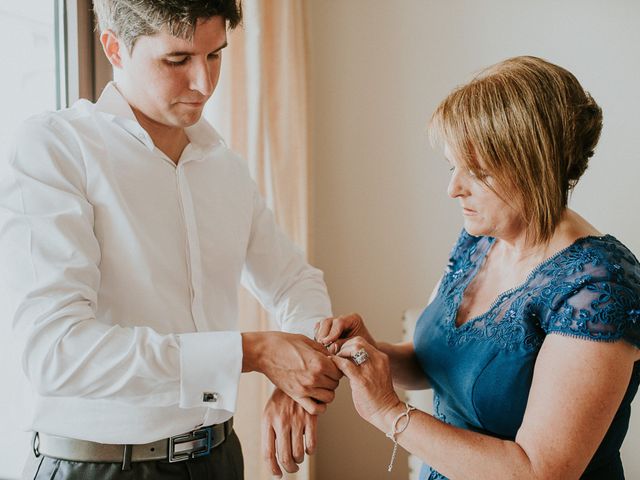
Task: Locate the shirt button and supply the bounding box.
[202,392,219,403]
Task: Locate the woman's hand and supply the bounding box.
[331,337,402,425]
[314,313,377,355]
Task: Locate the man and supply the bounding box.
[0,1,340,478]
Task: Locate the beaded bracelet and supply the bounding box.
[385,402,416,472]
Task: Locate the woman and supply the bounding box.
[316,56,640,479]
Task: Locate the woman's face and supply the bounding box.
[444,144,524,240]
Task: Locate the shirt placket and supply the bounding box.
[175,162,208,331]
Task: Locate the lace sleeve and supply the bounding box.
[541,278,640,349]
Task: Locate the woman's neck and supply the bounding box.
[493,209,601,267]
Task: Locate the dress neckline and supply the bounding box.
[452,234,614,331]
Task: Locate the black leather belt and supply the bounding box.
[35,418,233,468]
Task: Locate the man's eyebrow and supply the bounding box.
[164,41,228,57]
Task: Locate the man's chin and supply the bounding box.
[172,110,204,128]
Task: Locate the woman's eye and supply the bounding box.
[467,168,488,179]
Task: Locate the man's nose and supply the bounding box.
[189,59,214,97]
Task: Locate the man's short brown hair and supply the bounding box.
[430,56,602,244]
[93,0,242,52]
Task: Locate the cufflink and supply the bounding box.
[202,392,219,403]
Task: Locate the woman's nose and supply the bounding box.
[447,169,469,198]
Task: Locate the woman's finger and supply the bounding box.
[321,315,349,344]
[328,336,354,354]
[314,317,335,343]
[313,321,321,339]
[336,336,372,358]
[330,354,359,379]
[313,318,331,342]
[326,342,340,355]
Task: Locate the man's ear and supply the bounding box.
[100,29,125,68]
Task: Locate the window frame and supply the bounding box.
[58,0,112,106]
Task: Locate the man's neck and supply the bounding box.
[130,106,189,165]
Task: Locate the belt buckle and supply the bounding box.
[168,427,212,463]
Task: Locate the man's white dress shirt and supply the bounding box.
[0,83,331,443]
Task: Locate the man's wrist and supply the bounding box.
[241,331,268,373]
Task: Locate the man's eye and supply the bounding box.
[165,57,188,67]
[207,53,221,60]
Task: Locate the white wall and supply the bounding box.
[308,1,640,479]
[0,3,58,479]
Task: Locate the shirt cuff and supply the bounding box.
[178,331,242,412]
[281,316,319,339]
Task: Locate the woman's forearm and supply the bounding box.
[377,341,429,390]
[371,406,545,480]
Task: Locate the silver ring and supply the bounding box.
[351,348,369,366]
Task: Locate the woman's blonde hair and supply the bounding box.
[429,56,602,244]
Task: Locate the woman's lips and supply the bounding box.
[462,207,477,215]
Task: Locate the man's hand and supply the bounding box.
[262,388,317,477]
[242,331,341,414]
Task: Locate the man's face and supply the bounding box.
[116,16,227,129]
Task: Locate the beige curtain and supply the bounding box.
[203,1,312,479]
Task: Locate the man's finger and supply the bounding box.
[276,426,299,474]
[323,360,344,381]
[319,374,340,390]
[263,424,282,478]
[304,414,318,455]
[308,387,335,404]
[297,396,327,415]
[291,418,305,464]
[310,354,344,382]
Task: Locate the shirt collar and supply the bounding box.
[93,81,225,153]
[185,114,225,151]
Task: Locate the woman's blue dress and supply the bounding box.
[413,230,640,479]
